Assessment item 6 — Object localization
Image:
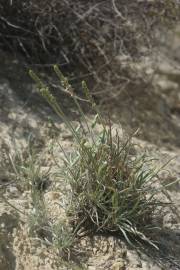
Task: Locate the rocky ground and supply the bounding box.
[0,27,180,270]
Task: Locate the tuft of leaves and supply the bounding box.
[0,139,51,238]
[29,66,175,249]
[2,140,50,192]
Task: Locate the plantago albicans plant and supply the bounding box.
[29,66,177,250]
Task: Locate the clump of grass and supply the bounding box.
[2,138,51,192]
[52,220,76,259]
[0,138,51,238]
[29,66,174,250]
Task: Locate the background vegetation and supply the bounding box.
[0,0,179,99]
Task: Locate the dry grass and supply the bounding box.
[0,1,179,100]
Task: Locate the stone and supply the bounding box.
[112,259,125,270]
